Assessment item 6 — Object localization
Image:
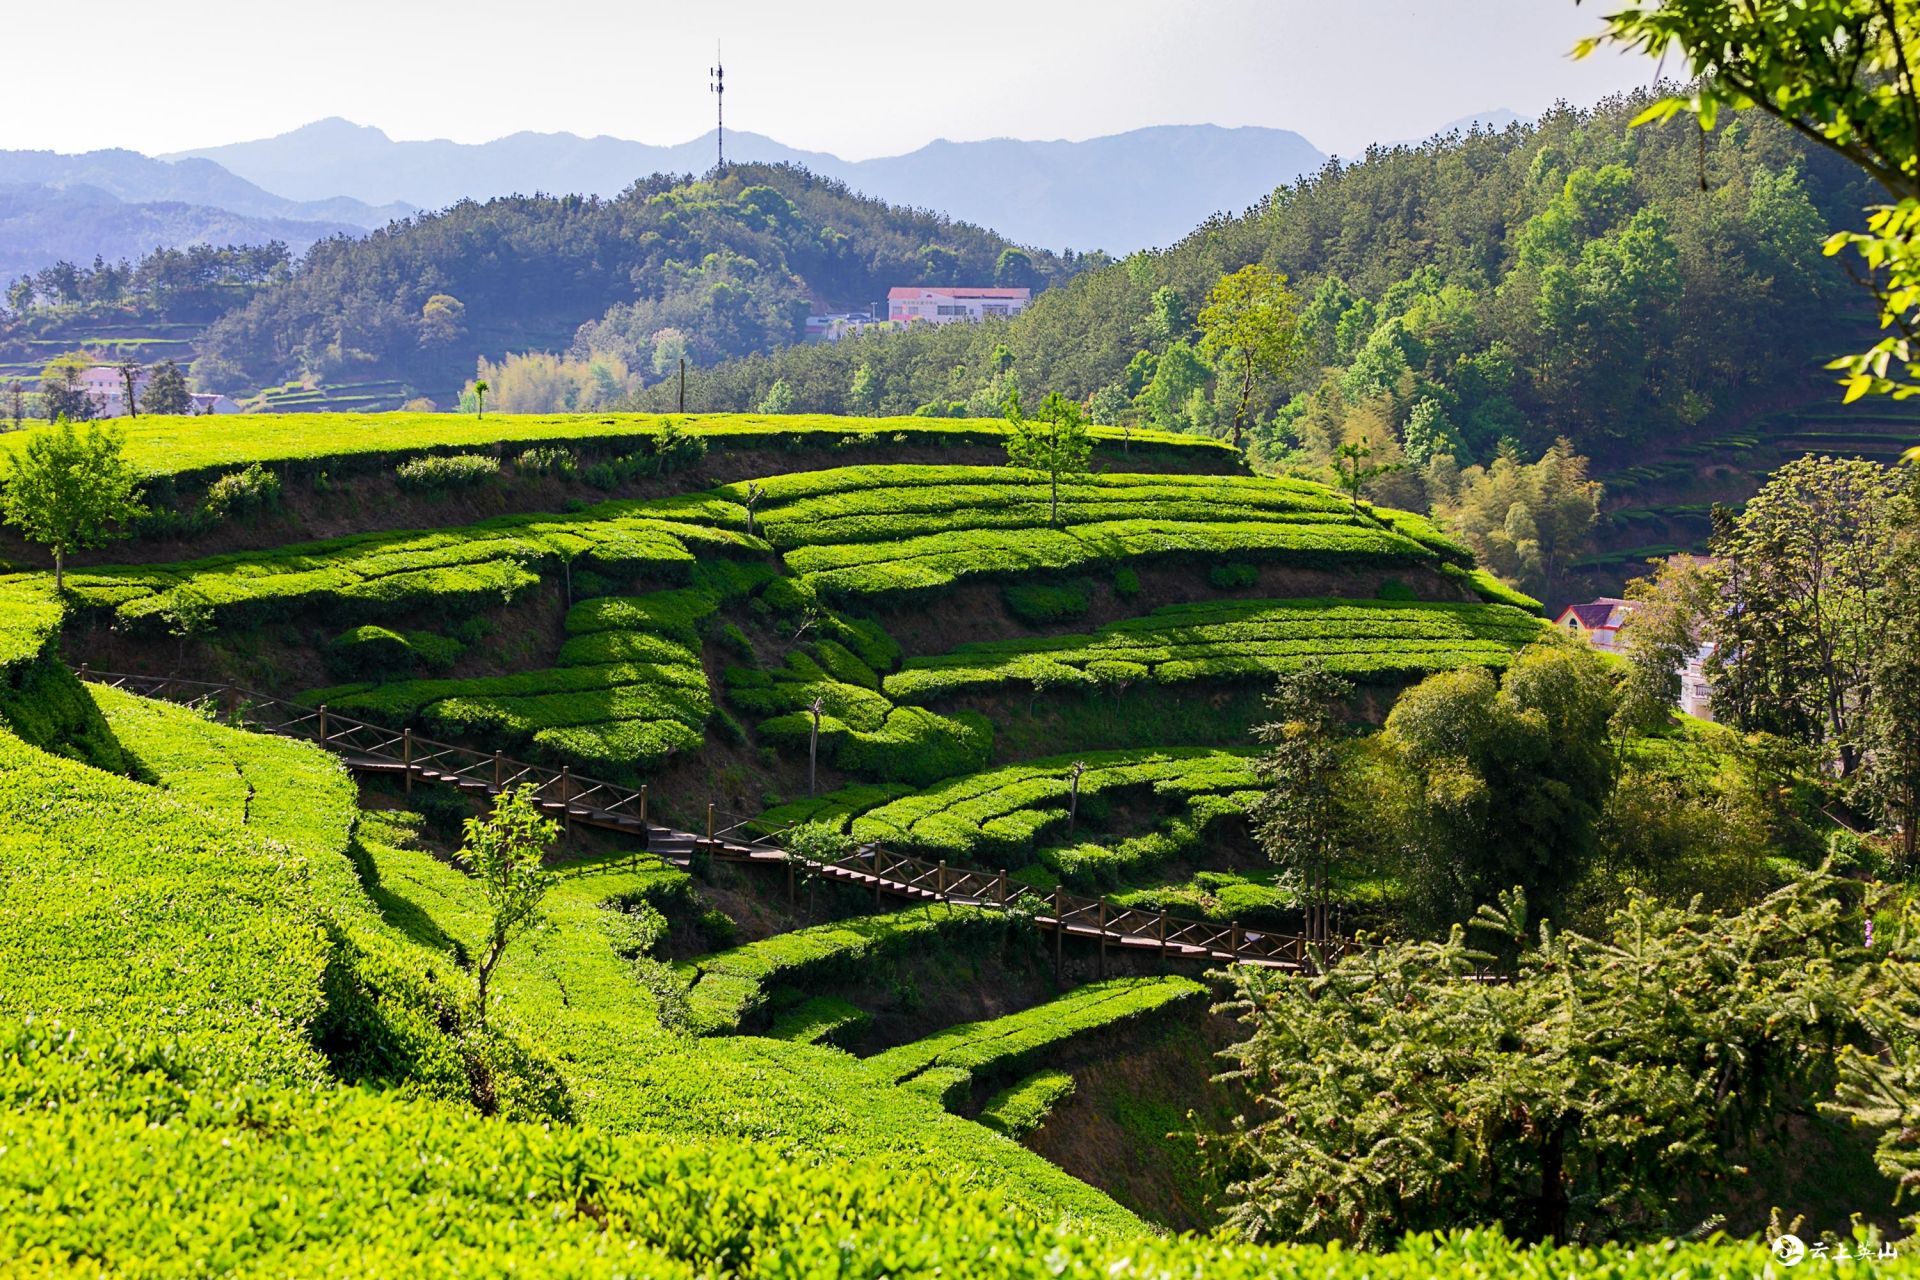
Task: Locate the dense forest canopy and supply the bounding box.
[20,165,1081,400]
[651,91,1874,466]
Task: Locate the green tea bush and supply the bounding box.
[767,995,871,1046]
[1209,562,1260,590]
[845,749,1259,865]
[979,1069,1076,1138]
[865,977,1204,1089]
[886,598,1543,704]
[201,462,282,520]
[1005,581,1092,625]
[327,625,465,678]
[394,452,500,491]
[513,446,578,477]
[1112,566,1142,599]
[677,907,998,1034]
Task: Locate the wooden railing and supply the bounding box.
[77,666,1352,972]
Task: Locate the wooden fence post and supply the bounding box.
[706,803,715,849]
[1097,901,1107,979]
[997,868,1007,906]
[402,728,413,796]
[872,846,883,908]
[1230,921,1241,963]
[224,684,237,723]
[559,767,571,843]
[77,663,88,684]
[1053,887,1064,979]
[492,751,503,790]
[317,704,329,747]
[1158,910,1167,957]
[936,860,947,896]
[638,783,648,828]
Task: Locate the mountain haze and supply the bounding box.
[0,148,409,228]
[172,119,1329,252]
[0,184,360,285]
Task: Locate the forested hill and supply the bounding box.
[189,164,1080,401]
[646,92,1876,465]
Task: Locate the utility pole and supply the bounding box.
[678,356,686,412]
[710,44,725,171]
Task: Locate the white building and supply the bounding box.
[71,366,238,417]
[1556,596,1715,720]
[804,312,884,343]
[887,286,1031,326]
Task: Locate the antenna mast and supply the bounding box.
[710,44,725,170]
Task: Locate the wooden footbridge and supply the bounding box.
[79,667,1350,974]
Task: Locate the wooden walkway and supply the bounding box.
[79,667,1350,973]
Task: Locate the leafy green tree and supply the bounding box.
[460,784,558,1027]
[848,363,880,413]
[1134,339,1210,432]
[649,328,691,380]
[0,419,147,591]
[1705,454,1901,774]
[1250,662,1354,942]
[1577,0,1920,401]
[419,293,466,346]
[472,379,489,417]
[142,360,191,415]
[757,378,796,414]
[1377,636,1619,925]
[1207,870,1867,1246]
[38,354,96,423]
[1432,438,1601,601]
[1332,440,1396,512]
[994,247,1036,289]
[1864,472,1920,868]
[1144,286,1192,345]
[917,244,960,285]
[1197,265,1306,451]
[1613,553,1718,735]
[1401,396,1464,466]
[1004,390,1092,526]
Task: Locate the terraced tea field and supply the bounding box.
[0,409,1588,1271]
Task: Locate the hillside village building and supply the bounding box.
[1556,596,1715,720]
[803,311,884,343]
[887,286,1031,326]
[73,365,239,417]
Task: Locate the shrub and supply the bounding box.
[201,463,282,520]
[1004,581,1091,626]
[1112,566,1141,599]
[979,1070,1076,1138]
[1376,577,1417,601]
[1209,562,1260,590]
[395,453,500,491]
[514,446,578,477]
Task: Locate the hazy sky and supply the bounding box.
[8,1,1660,159]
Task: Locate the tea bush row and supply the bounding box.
[675,907,1000,1035]
[728,648,994,785]
[885,598,1544,703]
[978,1069,1077,1138]
[11,410,1228,481]
[863,976,1205,1090]
[843,749,1261,865]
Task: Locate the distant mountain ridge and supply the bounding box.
[0,184,360,285]
[170,118,1333,253]
[0,148,410,228]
